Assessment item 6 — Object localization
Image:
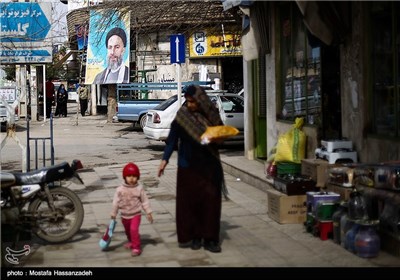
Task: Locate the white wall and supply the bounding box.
[136,31,221,99]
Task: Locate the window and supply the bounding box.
[153,95,178,111]
[278,3,321,125]
[220,95,244,113]
[369,2,400,138]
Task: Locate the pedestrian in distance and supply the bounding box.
[45,78,55,118]
[157,85,228,253]
[55,84,68,117]
[77,84,89,117]
[94,27,129,84]
[111,162,153,256]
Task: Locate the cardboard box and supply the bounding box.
[325,183,353,201]
[267,188,307,224]
[301,158,339,187]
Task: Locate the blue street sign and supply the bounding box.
[0,3,51,43]
[0,2,52,63]
[170,34,185,64]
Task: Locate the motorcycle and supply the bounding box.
[1,160,85,243]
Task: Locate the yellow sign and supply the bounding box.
[189,30,241,58]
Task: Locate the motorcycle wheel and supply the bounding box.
[28,187,84,243]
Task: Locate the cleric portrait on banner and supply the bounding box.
[85,9,130,85]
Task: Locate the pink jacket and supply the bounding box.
[111,182,152,219]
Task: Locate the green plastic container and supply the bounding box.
[305,213,316,232]
[277,162,301,176]
[316,201,339,221]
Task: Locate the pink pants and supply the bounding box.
[121,214,142,251]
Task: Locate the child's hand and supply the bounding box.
[111,215,116,220]
[147,213,153,224]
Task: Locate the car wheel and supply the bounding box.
[139,114,147,129]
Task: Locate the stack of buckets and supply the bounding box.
[305,191,341,240]
[333,189,380,258]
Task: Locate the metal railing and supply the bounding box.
[26,114,54,171]
[117,81,214,99]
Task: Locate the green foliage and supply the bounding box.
[47,44,68,80]
[3,65,16,81]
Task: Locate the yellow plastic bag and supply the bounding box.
[274,118,306,163]
[200,125,239,144]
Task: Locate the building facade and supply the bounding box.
[238,1,399,163]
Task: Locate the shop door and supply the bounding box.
[221,57,243,93]
[320,45,342,140]
[252,58,267,159]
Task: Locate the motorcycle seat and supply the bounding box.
[0,172,16,188]
[13,162,73,185]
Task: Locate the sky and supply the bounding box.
[51,0,69,44]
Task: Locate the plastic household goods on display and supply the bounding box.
[345,222,361,253]
[340,214,355,249]
[348,190,368,220]
[355,220,380,258]
[332,202,348,245]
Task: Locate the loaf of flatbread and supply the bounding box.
[200,125,239,144]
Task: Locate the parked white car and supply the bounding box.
[143,92,244,142]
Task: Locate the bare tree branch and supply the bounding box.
[66,0,242,48]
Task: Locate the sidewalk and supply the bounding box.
[2,109,399,268]
[12,156,400,268]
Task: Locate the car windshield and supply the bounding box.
[153,95,178,110]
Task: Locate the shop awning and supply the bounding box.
[296,1,351,45]
[221,0,254,11]
[222,0,270,60]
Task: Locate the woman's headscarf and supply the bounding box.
[174,85,228,199]
[175,85,223,144]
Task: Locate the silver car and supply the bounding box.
[143,92,244,142]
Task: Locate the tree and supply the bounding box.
[47,44,68,80]
[3,65,16,81]
[66,1,242,121]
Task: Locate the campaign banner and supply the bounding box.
[85,9,130,84]
[75,24,88,50]
[0,2,52,64]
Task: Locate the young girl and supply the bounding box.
[111,162,153,256]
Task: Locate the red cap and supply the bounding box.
[122,162,140,179]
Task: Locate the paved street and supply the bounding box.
[1,104,399,274]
